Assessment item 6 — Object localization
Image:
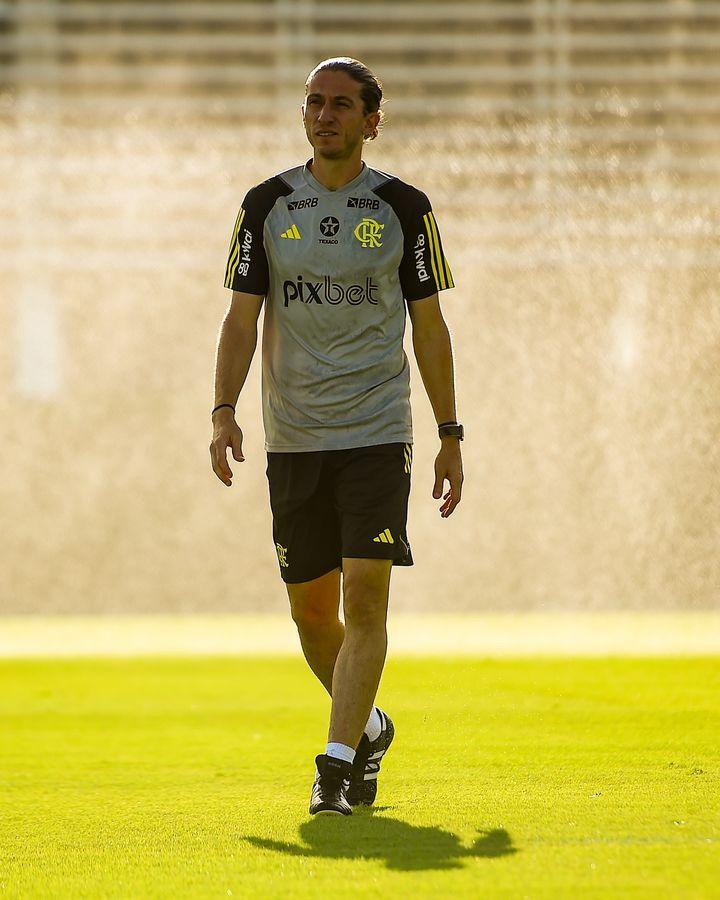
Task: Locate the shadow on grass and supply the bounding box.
[243,808,516,872]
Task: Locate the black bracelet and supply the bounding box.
[438,420,457,427]
[212,403,235,416]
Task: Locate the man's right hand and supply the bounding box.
[209,409,245,486]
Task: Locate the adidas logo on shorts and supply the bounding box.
[373,528,394,544]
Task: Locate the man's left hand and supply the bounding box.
[432,440,463,518]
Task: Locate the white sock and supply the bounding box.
[364,707,383,742]
[325,741,356,765]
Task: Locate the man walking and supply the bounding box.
[210,58,463,816]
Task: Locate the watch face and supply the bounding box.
[439,424,463,439]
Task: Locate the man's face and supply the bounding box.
[301,70,379,159]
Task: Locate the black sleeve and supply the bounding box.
[223,176,292,294]
[374,179,455,302]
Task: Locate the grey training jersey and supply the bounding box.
[223,158,455,452]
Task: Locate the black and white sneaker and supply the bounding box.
[347,710,395,807]
[309,754,353,816]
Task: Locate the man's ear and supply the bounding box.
[365,110,380,139]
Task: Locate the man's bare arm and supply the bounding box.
[407,292,463,517]
[407,292,458,426]
[213,291,264,409]
[209,291,264,485]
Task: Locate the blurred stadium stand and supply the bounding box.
[1,0,719,267]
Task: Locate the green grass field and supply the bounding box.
[1,656,718,898]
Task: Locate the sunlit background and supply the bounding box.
[2,0,718,618]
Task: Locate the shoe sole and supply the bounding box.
[312,808,348,816]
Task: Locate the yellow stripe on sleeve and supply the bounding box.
[229,207,243,248]
[224,208,246,287]
[426,211,453,291]
[430,211,455,288]
[422,212,442,290]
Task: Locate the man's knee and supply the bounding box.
[286,566,341,630]
[342,557,392,631]
[291,603,341,632]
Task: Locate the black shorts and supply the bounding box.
[265,441,414,584]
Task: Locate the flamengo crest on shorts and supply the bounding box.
[275,542,289,568]
[403,442,412,474]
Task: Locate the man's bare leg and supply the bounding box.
[328,558,392,749]
[286,566,344,696]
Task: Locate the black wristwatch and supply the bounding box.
[438,421,464,440]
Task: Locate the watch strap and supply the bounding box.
[438,422,464,440]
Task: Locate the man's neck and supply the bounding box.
[308,155,365,191]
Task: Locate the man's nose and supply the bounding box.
[317,104,335,122]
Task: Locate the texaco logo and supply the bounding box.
[320,216,340,237]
